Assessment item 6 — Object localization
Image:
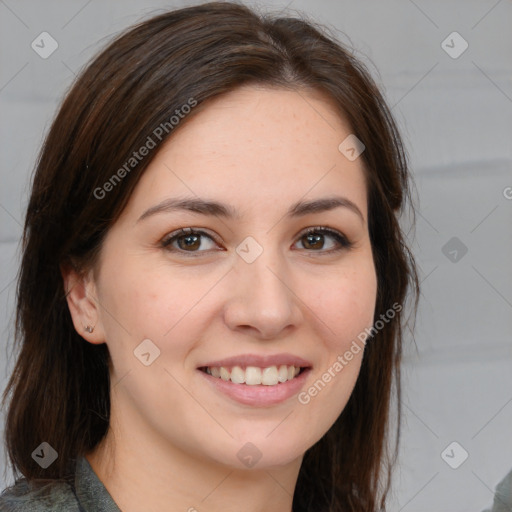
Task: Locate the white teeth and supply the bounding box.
[277,365,288,383]
[220,367,230,381]
[261,366,279,385]
[204,364,303,385]
[230,366,245,384]
[245,366,262,385]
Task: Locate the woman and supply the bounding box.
[0,2,419,511]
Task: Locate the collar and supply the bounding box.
[73,456,121,512]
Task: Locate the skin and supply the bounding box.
[62,85,378,512]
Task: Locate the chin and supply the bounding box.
[210,436,310,471]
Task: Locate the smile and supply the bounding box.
[200,365,304,385]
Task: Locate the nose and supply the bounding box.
[223,245,303,340]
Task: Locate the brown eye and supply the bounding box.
[295,227,352,253]
[160,226,352,258]
[161,228,218,254]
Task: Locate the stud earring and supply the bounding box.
[84,325,94,333]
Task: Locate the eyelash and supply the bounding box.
[160,226,353,257]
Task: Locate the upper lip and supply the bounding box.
[198,353,312,369]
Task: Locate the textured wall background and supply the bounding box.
[0,1,511,510]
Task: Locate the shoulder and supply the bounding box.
[483,467,512,512]
[0,477,80,512]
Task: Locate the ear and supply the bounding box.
[60,261,105,344]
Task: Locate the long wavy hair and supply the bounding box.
[2,2,419,510]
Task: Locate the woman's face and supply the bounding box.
[82,85,377,469]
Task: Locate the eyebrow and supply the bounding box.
[137,195,364,224]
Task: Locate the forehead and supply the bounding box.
[120,85,368,223]
[164,85,356,164]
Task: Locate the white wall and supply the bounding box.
[1,1,511,510]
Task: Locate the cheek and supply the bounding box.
[98,256,180,330]
[96,255,219,368]
[295,262,376,437]
[309,261,378,349]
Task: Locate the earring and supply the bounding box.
[84,325,94,333]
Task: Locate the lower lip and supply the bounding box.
[198,368,311,407]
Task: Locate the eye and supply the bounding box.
[293,226,353,254]
[161,226,353,257]
[161,228,219,255]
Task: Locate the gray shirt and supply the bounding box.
[0,456,120,511]
[482,468,512,512]
[1,457,511,511]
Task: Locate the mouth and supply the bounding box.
[196,353,312,406]
[198,364,307,386]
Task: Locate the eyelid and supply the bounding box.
[160,227,222,251]
[160,225,353,255]
[296,226,353,253]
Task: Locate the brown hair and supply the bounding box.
[2,2,419,510]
